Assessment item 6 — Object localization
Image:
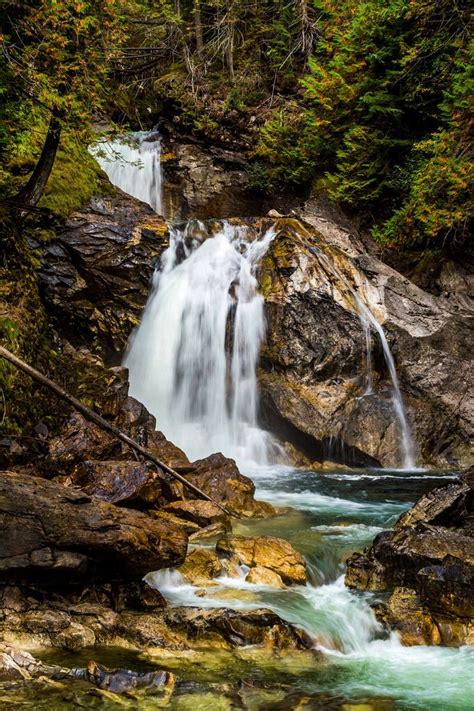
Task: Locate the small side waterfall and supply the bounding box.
[91,132,163,214]
[355,297,415,469]
[310,246,415,469]
[124,221,278,467]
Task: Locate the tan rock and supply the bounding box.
[164,500,229,528]
[216,535,307,585]
[246,565,285,588]
[186,453,276,518]
[189,522,228,542]
[179,547,223,584]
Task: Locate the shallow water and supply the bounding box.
[145,466,473,710]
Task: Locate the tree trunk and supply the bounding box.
[227,24,235,82]
[14,115,61,208]
[194,2,204,52]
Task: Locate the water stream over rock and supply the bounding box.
[91,132,163,214]
[124,219,280,468]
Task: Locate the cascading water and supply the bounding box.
[355,296,415,469]
[124,220,278,468]
[311,245,415,469]
[91,131,163,214]
[87,133,472,710]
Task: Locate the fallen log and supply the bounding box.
[0,345,230,515]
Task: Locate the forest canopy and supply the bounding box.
[0,0,472,249]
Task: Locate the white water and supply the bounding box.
[315,242,415,469]
[124,220,278,468]
[91,132,163,214]
[148,466,473,709]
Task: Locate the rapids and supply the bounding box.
[149,466,473,709]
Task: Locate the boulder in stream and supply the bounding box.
[216,535,307,585]
[345,468,474,646]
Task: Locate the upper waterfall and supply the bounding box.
[91,132,163,214]
[124,220,279,468]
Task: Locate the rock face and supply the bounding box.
[165,607,312,650]
[161,136,301,221]
[258,216,473,468]
[345,469,474,646]
[45,368,272,522]
[216,535,307,585]
[36,183,472,468]
[38,192,169,360]
[0,470,188,581]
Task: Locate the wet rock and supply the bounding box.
[110,580,167,612]
[345,470,474,646]
[165,607,313,650]
[258,217,473,468]
[0,643,37,681]
[189,522,228,542]
[216,535,307,585]
[84,659,175,696]
[70,459,165,508]
[48,410,120,470]
[374,587,474,647]
[0,470,187,582]
[245,565,285,588]
[150,509,201,534]
[179,547,223,584]
[38,192,169,359]
[164,500,229,528]
[186,453,275,518]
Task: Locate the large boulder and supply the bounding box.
[345,469,474,646]
[70,459,165,508]
[258,217,473,468]
[186,453,275,518]
[0,470,188,582]
[164,607,312,650]
[38,192,169,359]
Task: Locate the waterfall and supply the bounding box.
[310,246,415,469]
[124,220,277,468]
[355,297,415,470]
[91,131,163,214]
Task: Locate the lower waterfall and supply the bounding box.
[124,220,278,467]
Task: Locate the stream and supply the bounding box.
[145,465,473,710]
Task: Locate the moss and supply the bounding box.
[39,132,112,219]
[0,218,110,437]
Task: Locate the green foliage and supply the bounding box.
[257,0,473,248]
[0,0,131,208]
[40,133,110,219]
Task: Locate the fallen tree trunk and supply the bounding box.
[0,345,230,515]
